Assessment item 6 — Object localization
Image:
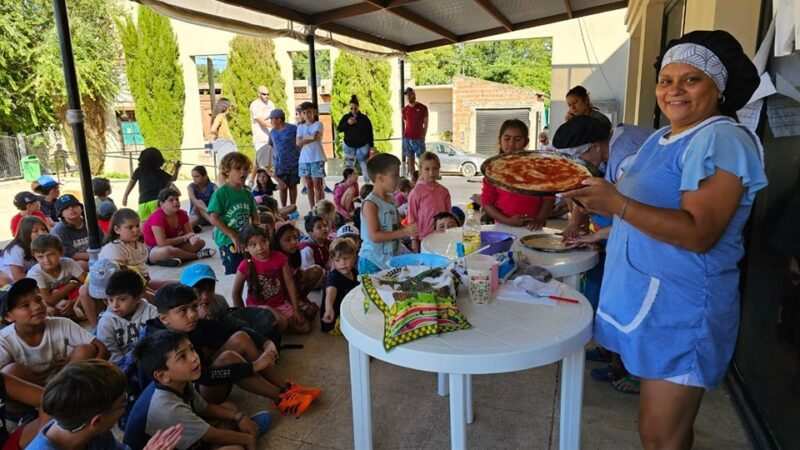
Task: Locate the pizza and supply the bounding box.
[481,151,593,194]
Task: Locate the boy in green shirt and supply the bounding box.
[207,153,259,274]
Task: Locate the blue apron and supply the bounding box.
[595,116,765,388]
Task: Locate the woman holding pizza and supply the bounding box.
[562,31,766,449]
[480,119,554,229]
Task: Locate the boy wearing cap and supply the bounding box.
[27,235,86,320]
[11,192,51,236]
[50,194,90,271]
[0,278,108,388]
[96,267,158,366]
[143,283,318,416]
[31,175,61,224]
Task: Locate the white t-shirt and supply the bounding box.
[297,121,326,164]
[0,245,33,279]
[99,240,149,278]
[0,317,94,376]
[250,98,274,147]
[27,257,84,290]
[97,300,158,364]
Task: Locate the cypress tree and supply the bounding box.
[331,52,393,154]
[117,6,184,161]
[219,36,287,160]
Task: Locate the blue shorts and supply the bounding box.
[402,139,425,158]
[299,161,325,178]
[219,244,244,275]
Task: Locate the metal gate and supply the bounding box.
[474,108,531,155]
[0,135,22,180]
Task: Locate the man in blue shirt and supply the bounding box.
[268,109,300,208]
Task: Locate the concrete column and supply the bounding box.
[633,0,665,128]
[624,23,642,124]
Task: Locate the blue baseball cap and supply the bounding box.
[36,175,60,190]
[180,264,217,287]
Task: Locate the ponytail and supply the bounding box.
[349,95,359,106]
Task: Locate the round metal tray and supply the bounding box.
[480,150,598,196]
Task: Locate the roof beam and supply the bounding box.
[563,0,574,19]
[473,0,513,32]
[365,1,458,42]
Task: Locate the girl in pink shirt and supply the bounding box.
[408,152,452,252]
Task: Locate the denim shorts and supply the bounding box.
[276,171,300,186]
[402,139,425,158]
[219,244,244,275]
[299,161,325,178]
[343,144,371,168]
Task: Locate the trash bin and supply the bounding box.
[21,155,41,182]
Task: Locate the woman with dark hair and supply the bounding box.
[187,165,217,230]
[337,94,375,183]
[565,85,612,130]
[563,31,766,449]
[209,97,238,181]
[480,119,554,229]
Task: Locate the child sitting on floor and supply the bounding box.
[125,330,268,450]
[1,216,49,286]
[31,175,60,225]
[394,177,412,217]
[51,194,90,271]
[10,192,50,237]
[300,215,331,272]
[321,238,359,334]
[334,168,359,224]
[312,199,338,235]
[233,226,309,334]
[29,359,183,450]
[433,211,460,233]
[273,224,322,320]
[358,154,416,274]
[96,267,158,366]
[27,235,86,320]
[143,283,318,413]
[92,176,117,221]
[0,278,108,389]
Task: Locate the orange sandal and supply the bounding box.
[287,381,322,401]
[277,390,313,417]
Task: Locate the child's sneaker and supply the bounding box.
[251,411,272,436]
[286,381,322,401]
[277,390,313,417]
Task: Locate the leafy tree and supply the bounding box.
[219,36,287,160]
[117,6,184,161]
[290,50,332,80]
[0,0,121,173]
[410,38,552,95]
[331,52,392,154]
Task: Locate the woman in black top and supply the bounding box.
[337,95,375,183]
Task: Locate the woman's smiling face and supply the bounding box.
[656,63,721,134]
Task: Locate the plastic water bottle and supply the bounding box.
[462,203,482,255]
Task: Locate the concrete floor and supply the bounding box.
[0,175,752,449]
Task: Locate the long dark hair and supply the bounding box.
[1,216,48,260]
[239,225,270,304]
[138,148,165,171]
[105,208,140,244]
[272,223,301,269]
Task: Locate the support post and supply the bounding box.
[207,57,217,113]
[307,31,319,110]
[52,0,101,259]
[399,58,406,175]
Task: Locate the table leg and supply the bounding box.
[437,372,448,396]
[562,274,580,290]
[348,343,373,450]
[449,373,467,450]
[465,374,474,424]
[559,349,585,450]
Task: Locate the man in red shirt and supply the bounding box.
[401,87,428,175]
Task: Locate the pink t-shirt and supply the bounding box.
[333,181,359,218]
[407,180,451,240]
[394,191,408,207]
[236,252,289,308]
[142,208,189,247]
[481,179,544,218]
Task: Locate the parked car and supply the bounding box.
[425,141,487,177]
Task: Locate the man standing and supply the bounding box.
[401,87,428,175]
[250,85,274,173]
[268,109,300,207]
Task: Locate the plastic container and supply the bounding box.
[479,231,515,255]
[462,203,481,254]
[21,155,41,182]
[465,253,498,304]
[389,253,450,269]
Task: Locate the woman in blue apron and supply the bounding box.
[563,30,767,449]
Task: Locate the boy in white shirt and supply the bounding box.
[27,234,85,319]
[94,262,158,366]
[0,278,108,387]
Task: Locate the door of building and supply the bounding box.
[474,108,530,155]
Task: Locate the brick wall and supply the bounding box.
[451,76,545,152]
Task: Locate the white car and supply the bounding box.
[425,141,487,177]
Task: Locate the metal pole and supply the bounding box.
[207,57,217,112]
[307,32,319,110]
[399,58,406,175]
[52,0,101,258]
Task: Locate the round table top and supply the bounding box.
[340,282,594,375]
[421,224,599,279]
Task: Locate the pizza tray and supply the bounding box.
[480,150,598,196]
[520,234,583,253]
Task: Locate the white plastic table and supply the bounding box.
[341,282,593,450]
[421,224,599,289]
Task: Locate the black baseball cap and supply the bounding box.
[55,194,83,218]
[0,278,39,317]
[13,192,39,210]
[153,283,197,313]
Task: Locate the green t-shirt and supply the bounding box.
[207,184,256,247]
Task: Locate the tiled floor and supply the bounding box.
[149,227,753,450]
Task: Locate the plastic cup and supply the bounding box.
[466,254,498,304]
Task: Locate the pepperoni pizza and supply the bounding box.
[481,151,593,194]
